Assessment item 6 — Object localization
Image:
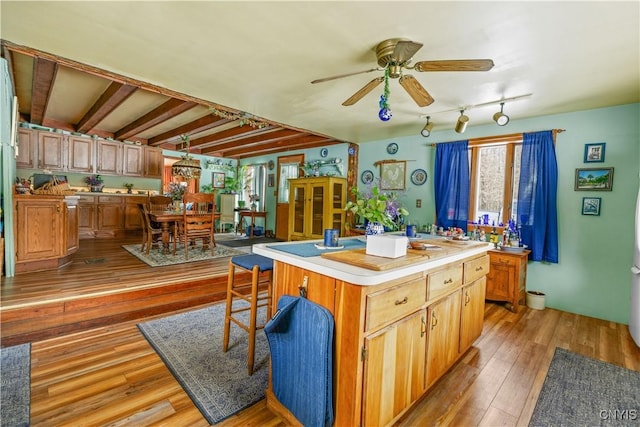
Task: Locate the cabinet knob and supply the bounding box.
[475,266,483,272]
[465,291,471,305]
[431,312,438,330]
[421,316,426,337]
[443,278,453,285]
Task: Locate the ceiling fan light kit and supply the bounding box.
[172,135,202,180]
[455,110,469,134]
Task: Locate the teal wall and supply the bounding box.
[347,103,640,324]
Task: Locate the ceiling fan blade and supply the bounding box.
[342,77,384,106]
[399,75,434,107]
[393,40,423,64]
[311,68,381,84]
[413,59,495,72]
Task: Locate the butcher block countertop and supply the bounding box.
[253,236,491,286]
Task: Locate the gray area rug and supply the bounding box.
[122,243,245,267]
[529,347,640,426]
[1,343,31,427]
[137,303,269,424]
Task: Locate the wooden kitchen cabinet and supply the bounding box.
[96,139,122,175]
[124,196,147,230]
[288,176,346,241]
[67,135,94,173]
[16,128,36,168]
[37,131,66,170]
[96,195,124,237]
[122,144,144,176]
[78,194,144,238]
[459,277,486,352]
[13,195,79,273]
[78,195,97,239]
[426,289,462,388]
[144,146,163,178]
[486,249,530,312]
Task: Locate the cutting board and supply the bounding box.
[320,246,458,271]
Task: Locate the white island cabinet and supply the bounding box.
[253,237,490,427]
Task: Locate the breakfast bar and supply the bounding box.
[253,236,491,427]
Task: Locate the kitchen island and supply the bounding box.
[253,237,491,427]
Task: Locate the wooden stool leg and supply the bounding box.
[247,265,260,376]
[266,270,273,320]
[222,261,235,352]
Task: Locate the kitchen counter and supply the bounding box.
[253,236,491,286]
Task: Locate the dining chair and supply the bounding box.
[173,192,216,259]
[138,203,163,255]
[148,195,173,211]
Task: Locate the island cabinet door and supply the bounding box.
[425,289,462,388]
[362,308,426,427]
[272,261,336,314]
[459,277,486,353]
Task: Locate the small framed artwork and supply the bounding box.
[361,170,374,184]
[212,172,226,188]
[379,161,406,190]
[581,197,601,216]
[268,173,275,187]
[584,142,606,163]
[574,167,614,191]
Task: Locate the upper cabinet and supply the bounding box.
[16,128,163,178]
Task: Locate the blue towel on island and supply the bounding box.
[266,238,365,257]
[265,295,334,427]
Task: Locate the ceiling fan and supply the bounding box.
[311,38,494,107]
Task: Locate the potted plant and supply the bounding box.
[84,175,104,192]
[344,185,409,233]
[123,183,134,194]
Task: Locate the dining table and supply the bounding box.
[149,210,220,254]
[238,210,267,239]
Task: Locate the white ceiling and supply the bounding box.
[2,1,639,144]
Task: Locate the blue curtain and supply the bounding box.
[517,130,559,263]
[434,140,469,231]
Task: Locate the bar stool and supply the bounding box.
[223,254,274,375]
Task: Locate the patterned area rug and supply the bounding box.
[529,347,640,426]
[217,237,282,248]
[122,243,246,267]
[138,303,268,424]
[0,343,31,427]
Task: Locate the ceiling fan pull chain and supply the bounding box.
[378,67,392,122]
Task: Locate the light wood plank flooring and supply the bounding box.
[27,301,639,426]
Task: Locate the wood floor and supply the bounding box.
[3,237,640,426]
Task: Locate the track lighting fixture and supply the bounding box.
[420,116,433,137]
[455,110,469,134]
[493,102,510,126]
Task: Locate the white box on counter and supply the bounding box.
[365,234,409,258]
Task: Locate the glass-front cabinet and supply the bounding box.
[288,177,347,241]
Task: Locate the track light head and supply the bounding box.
[455,110,469,133]
[421,116,433,137]
[493,102,510,126]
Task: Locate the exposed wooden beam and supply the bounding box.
[148,115,233,146]
[77,82,137,134]
[114,98,198,140]
[200,129,301,155]
[189,125,276,149]
[234,140,338,159]
[30,57,57,125]
[222,135,335,157]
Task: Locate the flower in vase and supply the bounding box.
[344,185,409,231]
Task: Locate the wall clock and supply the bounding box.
[386,143,398,155]
[320,148,328,157]
[361,170,374,184]
[411,168,428,186]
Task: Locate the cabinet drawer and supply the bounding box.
[365,278,425,332]
[78,195,97,203]
[427,264,463,301]
[489,253,516,267]
[464,255,490,284]
[98,196,123,204]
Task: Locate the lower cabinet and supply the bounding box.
[14,195,79,273]
[362,309,426,426]
[426,289,462,388]
[459,277,487,353]
[78,194,145,238]
[486,250,530,312]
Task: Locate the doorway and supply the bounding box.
[274,154,304,240]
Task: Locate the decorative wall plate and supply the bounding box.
[386,142,398,155]
[411,168,428,185]
[320,148,328,157]
[268,160,274,170]
[361,170,374,184]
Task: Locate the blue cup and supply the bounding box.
[324,229,339,247]
[406,224,417,238]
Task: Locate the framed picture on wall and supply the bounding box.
[213,172,226,188]
[379,161,406,190]
[584,142,606,163]
[581,197,601,216]
[268,173,275,187]
[574,167,614,191]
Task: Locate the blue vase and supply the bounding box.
[365,221,384,236]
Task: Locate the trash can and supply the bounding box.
[526,291,546,310]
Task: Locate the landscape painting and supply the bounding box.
[574,167,614,191]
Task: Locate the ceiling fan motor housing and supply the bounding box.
[376,38,412,68]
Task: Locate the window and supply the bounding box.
[468,135,522,226]
[242,164,266,210]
